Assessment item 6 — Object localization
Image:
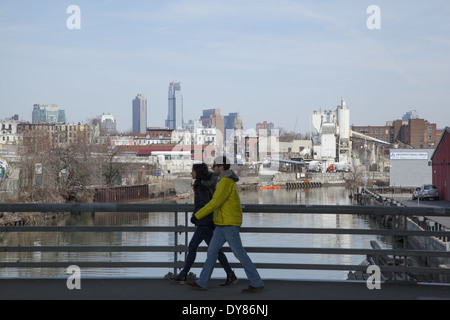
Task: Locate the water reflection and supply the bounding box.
[0,187,391,280]
[242,187,352,206]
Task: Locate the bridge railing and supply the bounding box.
[0,203,450,283]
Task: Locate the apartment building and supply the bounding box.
[199,108,225,145]
[0,120,20,145]
[14,122,92,147]
[352,117,443,149]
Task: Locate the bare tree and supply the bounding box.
[18,126,52,201]
[44,133,99,202]
[17,125,140,202]
[346,165,366,188]
[277,127,307,142]
[18,127,98,202]
[100,145,128,187]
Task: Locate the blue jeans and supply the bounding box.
[182,225,232,275]
[196,226,264,289]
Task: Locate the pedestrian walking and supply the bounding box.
[168,162,237,286]
[188,156,264,293]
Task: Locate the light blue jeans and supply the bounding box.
[195,225,264,289]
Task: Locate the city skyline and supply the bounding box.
[1,1,450,133]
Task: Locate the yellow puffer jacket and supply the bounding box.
[194,171,242,226]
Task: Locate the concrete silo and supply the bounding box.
[337,98,350,141]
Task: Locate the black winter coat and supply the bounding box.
[193,172,217,226]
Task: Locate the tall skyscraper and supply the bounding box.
[166,82,183,130]
[132,94,147,134]
[32,104,66,124]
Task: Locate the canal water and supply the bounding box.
[0,187,392,281]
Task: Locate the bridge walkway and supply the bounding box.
[1,278,449,300]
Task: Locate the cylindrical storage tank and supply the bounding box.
[337,103,350,141]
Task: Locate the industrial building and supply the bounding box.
[431,127,450,201]
[352,111,443,149]
[311,98,351,172]
[389,149,434,188]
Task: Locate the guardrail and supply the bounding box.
[0,203,450,283]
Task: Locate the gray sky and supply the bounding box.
[1,0,449,133]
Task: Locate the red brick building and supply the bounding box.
[351,125,392,145]
[145,127,173,139]
[391,119,442,149]
[352,118,443,149]
[431,127,450,201]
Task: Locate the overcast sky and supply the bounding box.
[1,0,450,133]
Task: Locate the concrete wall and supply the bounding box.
[407,218,450,282]
[239,172,390,186]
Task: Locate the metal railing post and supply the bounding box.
[174,211,178,276]
[184,211,188,262]
[403,211,408,281]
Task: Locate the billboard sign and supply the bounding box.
[389,152,429,160]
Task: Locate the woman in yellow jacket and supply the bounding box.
[189,156,264,293]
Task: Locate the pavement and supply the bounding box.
[1,277,449,300]
[393,194,450,209]
[393,194,450,228]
